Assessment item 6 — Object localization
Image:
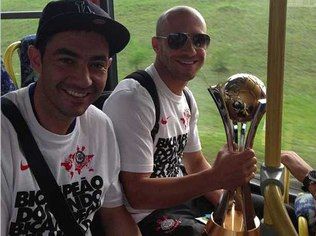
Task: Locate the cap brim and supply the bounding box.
[37,13,130,56]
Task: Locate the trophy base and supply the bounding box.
[204,211,260,236]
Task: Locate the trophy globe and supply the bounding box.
[223,73,266,123]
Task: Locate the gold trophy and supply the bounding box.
[205,73,266,235]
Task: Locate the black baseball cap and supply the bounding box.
[36,0,130,56]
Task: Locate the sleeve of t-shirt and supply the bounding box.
[1,177,9,235]
[1,172,10,236]
[1,115,14,236]
[103,80,156,173]
[100,117,124,208]
[102,174,123,208]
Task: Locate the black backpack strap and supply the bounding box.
[125,70,160,141]
[183,88,192,111]
[93,90,112,110]
[1,97,85,236]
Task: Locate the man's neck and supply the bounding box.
[30,84,76,135]
[153,61,187,95]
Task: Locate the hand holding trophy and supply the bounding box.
[205,73,266,235]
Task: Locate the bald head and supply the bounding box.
[156,6,207,36]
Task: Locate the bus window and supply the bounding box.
[2,0,315,167]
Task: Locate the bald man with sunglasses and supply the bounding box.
[103,6,257,235]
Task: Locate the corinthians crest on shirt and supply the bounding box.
[156,216,181,233]
[61,146,94,178]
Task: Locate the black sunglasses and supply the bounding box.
[156,32,211,50]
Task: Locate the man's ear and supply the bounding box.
[28,45,42,74]
[108,57,113,69]
[152,37,160,53]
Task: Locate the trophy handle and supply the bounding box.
[212,190,232,225]
[208,86,234,151]
[208,86,236,226]
[240,99,266,230]
[241,183,257,230]
[233,123,256,230]
[245,99,267,149]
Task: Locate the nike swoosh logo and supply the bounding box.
[20,161,29,171]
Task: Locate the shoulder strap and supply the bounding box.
[125,71,193,141]
[1,97,85,236]
[125,70,160,141]
[93,90,112,110]
[183,88,192,111]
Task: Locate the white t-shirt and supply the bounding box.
[103,64,201,222]
[1,85,123,235]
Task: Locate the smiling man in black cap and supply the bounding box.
[1,0,141,235]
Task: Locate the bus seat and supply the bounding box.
[3,34,38,88]
[294,192,315,236]
[1,58,17,95]
[283,167,314,235]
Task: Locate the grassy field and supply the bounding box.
[1,0,315,167]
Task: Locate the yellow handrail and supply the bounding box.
[264,0,298,234]
[264,184,297,236]
[298,216,309,236]
[283,167,290,204]
[3,41,21,88]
